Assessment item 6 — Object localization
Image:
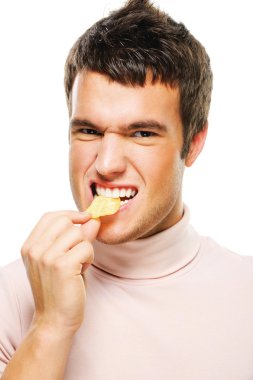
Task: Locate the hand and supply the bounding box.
[21,211,100,336]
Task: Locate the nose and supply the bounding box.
[95,133,127,179]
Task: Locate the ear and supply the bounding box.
[185,123,208,167]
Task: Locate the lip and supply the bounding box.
[89,180,138,192]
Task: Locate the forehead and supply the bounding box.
[71,71,182,130]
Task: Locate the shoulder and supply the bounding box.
[1,258,27,278]
[200,235,253,264]
[0,259,34,331]
[0,259,31,295]
[0,261,33,374]
[198,235,253,283]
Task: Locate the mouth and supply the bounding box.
[91,183,138,207]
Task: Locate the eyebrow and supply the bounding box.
[70,118,97,130]
[69,118,168,133]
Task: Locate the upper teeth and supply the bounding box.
[96,185,136,199]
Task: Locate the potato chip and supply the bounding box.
[86,196,121,218]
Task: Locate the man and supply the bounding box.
[1,0,253,379]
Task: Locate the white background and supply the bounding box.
[0,0,252,266]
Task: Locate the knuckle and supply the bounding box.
[21,241,29,258]
[40,212,72,227]
[52,258,66,272]
[40,254,53,268]
[58,215,73,229]
[40,211,54,221]
[26,243,42,261]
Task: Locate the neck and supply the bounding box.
[92,206,200,280]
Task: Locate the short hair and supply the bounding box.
[64,0,213,158]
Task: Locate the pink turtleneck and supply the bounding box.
[1,207,253,379]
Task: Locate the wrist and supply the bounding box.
[30,317,78,344]
[1,316,75,380]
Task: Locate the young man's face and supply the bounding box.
[69,71,185,244]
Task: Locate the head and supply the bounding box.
[65,0,213,243]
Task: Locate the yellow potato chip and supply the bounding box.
[86,196,121,218]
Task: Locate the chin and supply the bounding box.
[96,223,140,245]
[96,236,127,245]
[96,231,133,245]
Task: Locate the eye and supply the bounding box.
[80,128,102,135]
[71,127,103,141]
[133,131,156,138]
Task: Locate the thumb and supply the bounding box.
[81,218,101,242]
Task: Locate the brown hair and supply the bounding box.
[64,0,213,157]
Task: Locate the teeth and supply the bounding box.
[119,189,126,197]
[120,200,129,206]
[112,188,120,198]
[95,185,136,199]
[105,188,112,197]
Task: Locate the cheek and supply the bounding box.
[69,143,91,176]
[69,143,95,209]
[146,148,182,184]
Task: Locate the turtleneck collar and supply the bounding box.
[92,206,200,280]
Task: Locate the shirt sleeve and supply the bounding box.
[0,265,23,376]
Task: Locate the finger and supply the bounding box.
[41,225,85,264]
[80,218,101,242]
[21,211,91,258]
[53,241,94,276]
[38,216,86,250]
[23,227,90,299]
